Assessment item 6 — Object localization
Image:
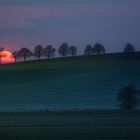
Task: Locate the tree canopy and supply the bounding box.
[18,48,32,62]
[44,45,56,59]
[58,43,69,57]
[117,85,140,110]
[123,43,135,53]
[69,46,77,56]
[93,43,105,55]
[34,45,44,60]
[84,44,92,55]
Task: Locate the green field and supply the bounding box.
[1,125,140,140]
[0,110,140,140]
[0,53,140,109]
[0,53,140,139]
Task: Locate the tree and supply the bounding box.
[34,45,44,60]
[84,44,92,55]
[18,48,32,62]
[0,47,5,64]
[117,85,140,110]
[69,46,77,56]
[58,43,69,57]
[93,43,105,55]
[44,45,56,59]
[12,51,19,62]
[123,43,135,53]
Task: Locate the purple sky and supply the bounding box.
[0,0,140,53]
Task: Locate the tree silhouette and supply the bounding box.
[18,48,32,62]
[117,85,140,110]
[12,51,19,62]
[34,45,44,60]
[84,44,92,55]
[123,43,135,53]
[44,45,56,59]
[93,43,105,55]
[69,46,77,57]
[58,43,69,57]
[0,47,5,64]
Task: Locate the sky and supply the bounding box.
[0,0,140,54]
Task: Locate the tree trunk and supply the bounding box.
[15,57,16,63]
[0,55,2,64]
[24,55,26,62]
[48,53,50,60]
[72,50,74,57]
[63,49,65,57]
[38,53,41,61]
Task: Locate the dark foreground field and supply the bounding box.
[0,110,140,140]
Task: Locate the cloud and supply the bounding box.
[0,1,140,52]
[0,0,140,6]
[28,16,93,31]
[0,0,99,6]
[0,3,139,29]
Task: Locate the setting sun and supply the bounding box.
[0,50,15,64]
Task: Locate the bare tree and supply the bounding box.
[34,45,44,60]
[58,43,69,57]
[93,43,105,55]
[18,48,32,62]
[44,45,56,59]
[84,44,92,55]
[69,46,77,57]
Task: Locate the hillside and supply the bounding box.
[0,53,140,110]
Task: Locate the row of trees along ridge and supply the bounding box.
[12,43,136,62]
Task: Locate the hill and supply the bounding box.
[0,53,140,110]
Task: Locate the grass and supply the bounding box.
[0,125,140,140]
[0,53,140,140]
[0,53,140,109]
[0,110,140,140]
[0,53,140,139]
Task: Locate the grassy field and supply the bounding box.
[0,53,140,139]
[1,125,140,140]
[0,110,140,140]
[0,53,140,109]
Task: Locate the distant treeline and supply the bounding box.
[4,42,137,62]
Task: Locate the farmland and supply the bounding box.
[0,53,140,109]
[0,110,140,140]
[0,53,140,139]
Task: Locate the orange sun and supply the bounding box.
[0,50,15,64]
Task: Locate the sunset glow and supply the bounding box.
[0,51,15,64]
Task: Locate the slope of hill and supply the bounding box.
[0,53,140,110]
